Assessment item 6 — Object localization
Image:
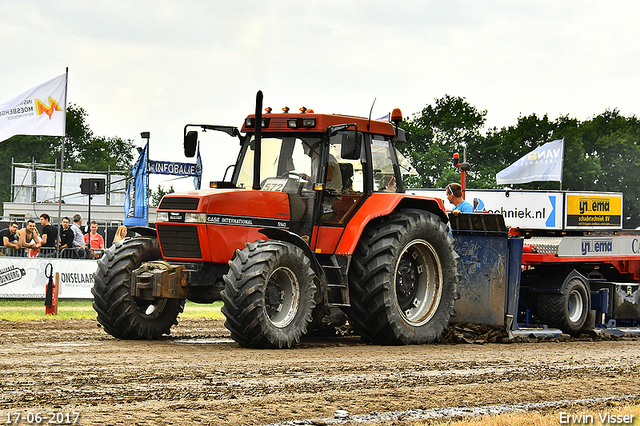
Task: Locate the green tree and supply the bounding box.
[0,104,135,214]
[398,98,640,227]
[149,184,175,207]
[478,113,560,189]
[399,95,487,189]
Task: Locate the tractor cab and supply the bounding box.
[183,104,410,248]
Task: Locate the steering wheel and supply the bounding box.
[280,171,302,178]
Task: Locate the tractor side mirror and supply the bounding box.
[184,131,198,158]
[395,128,410,144]
[341,131,362,160]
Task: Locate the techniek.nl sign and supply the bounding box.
[408,189,563,230]
[0,258,96,299]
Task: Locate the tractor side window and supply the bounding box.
[372,139,397,193]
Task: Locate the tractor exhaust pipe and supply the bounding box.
[252,90,263,190]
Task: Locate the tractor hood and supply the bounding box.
[157,189,291,224]
[155,189,292,263]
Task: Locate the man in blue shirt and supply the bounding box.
[446,183,474,215]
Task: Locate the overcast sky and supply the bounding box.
[2,1,639,192]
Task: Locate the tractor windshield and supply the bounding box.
[235,135,364,194]
[236,136,321,190]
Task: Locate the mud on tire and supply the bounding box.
[92,237,184,339]
[345,209,459,345]
[221,240,317,349]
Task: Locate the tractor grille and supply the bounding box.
[158,197,200,211]
[157,224,202,259]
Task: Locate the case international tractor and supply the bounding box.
[92,92,461,348]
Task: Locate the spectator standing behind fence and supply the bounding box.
[84,221,105,255]
[38,213,58,256]
[71,214,87,249]
[59,217,74,257]
[1,222,21,256]
[112,225,127,243]
[18,219,41,257]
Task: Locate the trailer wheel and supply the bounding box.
[92,237,184,339]
[538,274,590,336]
[221,240,316,348]
[346,210,459,345]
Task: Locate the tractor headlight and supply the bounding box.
[156,212,168,222]
[185,213,207,223]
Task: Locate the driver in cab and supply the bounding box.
[300,141,342,193]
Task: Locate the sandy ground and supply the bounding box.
[1,318,639,426]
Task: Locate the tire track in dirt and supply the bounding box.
[1,319,638,425]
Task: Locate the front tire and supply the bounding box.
[92,237,184,339]
[346,210,459,345]
[221,240,317,348]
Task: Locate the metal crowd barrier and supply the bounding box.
[0,246,104,259]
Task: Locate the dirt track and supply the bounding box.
[1,318,639,425]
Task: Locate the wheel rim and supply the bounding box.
[394,239,443,327]
[265,266,300,328]
[567,288,585,324]
[135,298,168,319]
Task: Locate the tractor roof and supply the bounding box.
[241,111,398,136]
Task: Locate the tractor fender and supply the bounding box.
[259,227,326,283]
[335,194,448,255]
[127,225,158,239]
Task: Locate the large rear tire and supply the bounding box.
[345,210,459,345]
[221,240,317,348]
[92,237,184,339]
[538,273,590,336]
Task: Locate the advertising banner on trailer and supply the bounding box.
[564,192,623,229]
[409,189,563,230]
[408,189,623,231]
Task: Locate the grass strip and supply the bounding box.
[0,299,223,321]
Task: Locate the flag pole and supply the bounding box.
[559,137,565,191]
[56,68,69,256]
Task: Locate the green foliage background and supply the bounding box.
[2,98,639,228]
[399,96,640,228]
[0,104,135,213]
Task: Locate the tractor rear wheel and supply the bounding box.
[346,210,459,345]
[538,274,590,336]
[221,240,317,348]
[92,237,184,339]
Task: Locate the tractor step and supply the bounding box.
[319,255,351,307]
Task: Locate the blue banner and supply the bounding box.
[149,160,198,177]
[194,147,202,190]
[124,143,148,226]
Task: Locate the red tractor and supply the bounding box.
[93,92,460,348]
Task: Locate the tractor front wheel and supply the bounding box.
[92,237,184,339]
[221,240,317,348]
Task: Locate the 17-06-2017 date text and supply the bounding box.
[5,412,80,424]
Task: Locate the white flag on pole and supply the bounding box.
[0,73,67,143]
[496,139,564,185]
